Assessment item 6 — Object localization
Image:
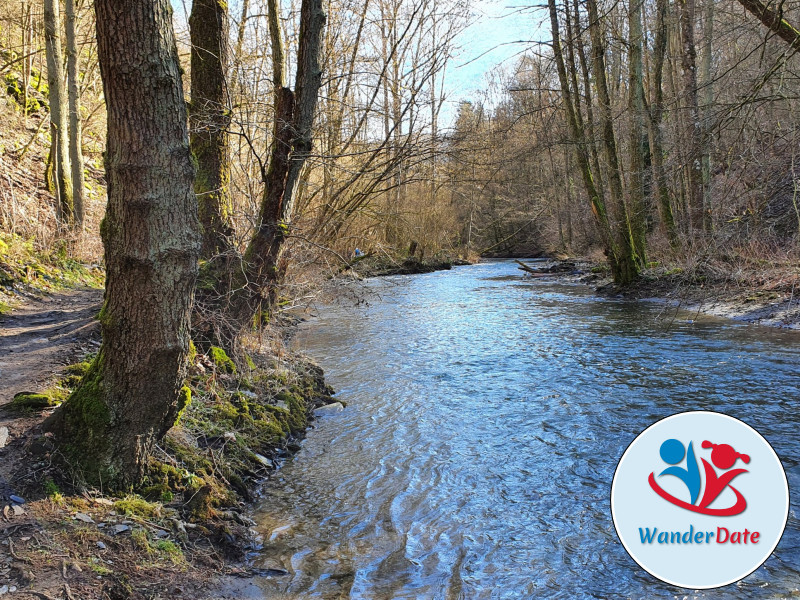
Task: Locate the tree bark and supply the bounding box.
[548,0,620,279]
[677,0,705,235]
[700,0,713,233]
[283,0,326,223]
[586,0,639,283]
[736,0,800,52]
[190,0,234,258]
[648,0,680,247]
[571,0,606,198]
[627,0,649,263]
[45,0,200,489]
[44,0,73,226]
[225,0,325,328]
[64,0,85,231]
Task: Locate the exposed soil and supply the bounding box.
[0,288,340,600]
[0,288,103,407]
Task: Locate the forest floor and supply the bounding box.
[0,289,224,600]
[515,257,800,329]
[0,284,337,600]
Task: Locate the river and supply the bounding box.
[246,260,800,599]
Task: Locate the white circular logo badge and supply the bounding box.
[611,411,789,589]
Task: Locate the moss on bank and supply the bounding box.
[12,391,59,408]
[5,343,339,599]
[0,232,104,314]
[25,343,335,514]
[142,348,335,518]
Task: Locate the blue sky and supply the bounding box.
[444,0,546,122]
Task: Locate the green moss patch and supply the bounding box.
[0,232,105,313]
[114,496,162,519]
[209,346,236,374]
[12,391,58,409]
[137,353,336,517]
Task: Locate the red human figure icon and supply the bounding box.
[698,441,750,510]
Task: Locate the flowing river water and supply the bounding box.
[245,260,800,599]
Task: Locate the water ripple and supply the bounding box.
[250,260,800,599]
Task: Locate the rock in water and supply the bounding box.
[253,454,273,468]
[313,402,344,416]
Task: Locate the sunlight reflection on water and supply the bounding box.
[249,260,800,599]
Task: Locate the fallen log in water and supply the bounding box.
[515,260,555,277]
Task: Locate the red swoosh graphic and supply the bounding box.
[648,472,747,516]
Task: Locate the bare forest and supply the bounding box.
[0,0,799,596]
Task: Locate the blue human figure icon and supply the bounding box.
[658,439,701,505]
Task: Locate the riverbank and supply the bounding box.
[0,301,339,599]
[343,252,474,278]
[515,256,800,329]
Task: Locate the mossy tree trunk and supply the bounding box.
[190,0,234,259]
[736,0,800,51]
[45,0,199,489]
[586,0,639,284]
[44,0,74,226]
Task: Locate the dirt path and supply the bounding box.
[0,287,103,407]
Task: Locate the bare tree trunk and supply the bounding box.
[45,0,200,489]
[235,0,250,62]
[627,0,648,263]
[586,0,639,283]
[648,0,680,247]
[700,0,713,233]
[226,0,326,328]
[21,3,32,119]
[44,0,73,226]
[677,0,705,235]
[569,0,605,199]
[190,0,234,258]
[64,0,85,231]
[283,0,326,222]
[735,0,800,52]
[548,0,620,279]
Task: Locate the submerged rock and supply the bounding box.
[313,402,344,416]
